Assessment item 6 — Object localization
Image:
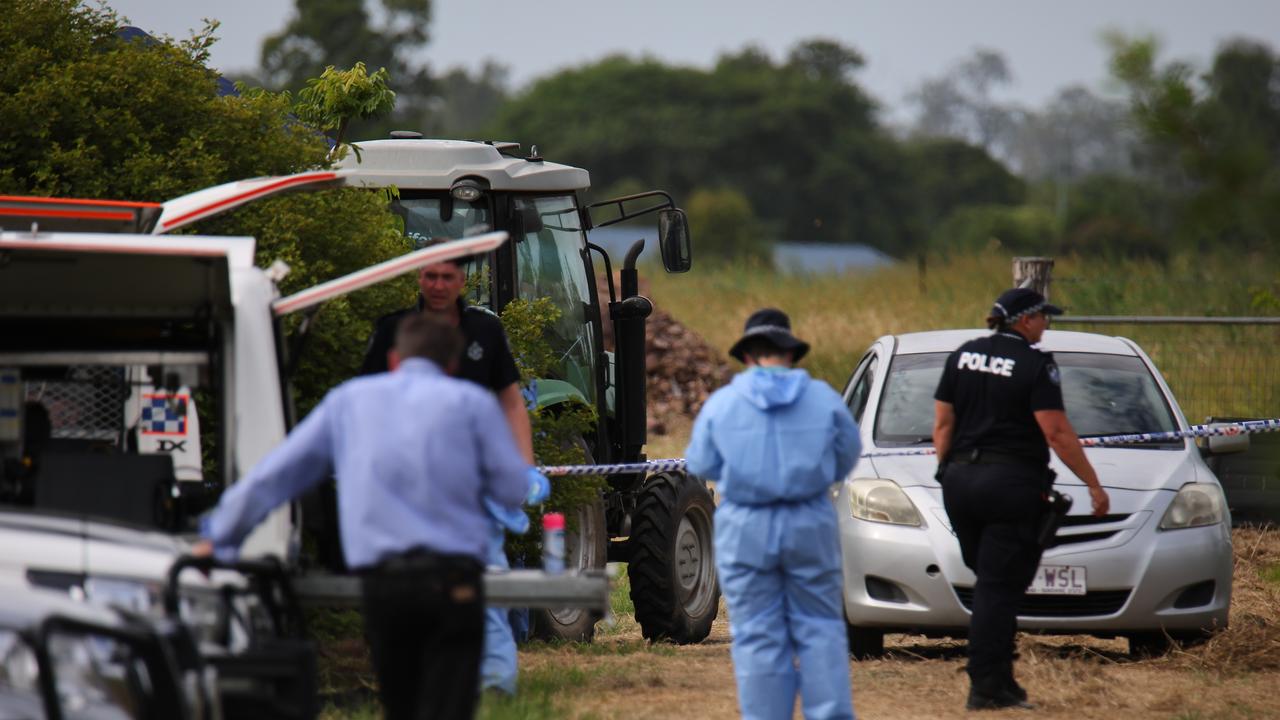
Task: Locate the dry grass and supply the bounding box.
[489,528,1280,719]
[644,251,1280,420]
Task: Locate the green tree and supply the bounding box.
[903,138,1026,232]
[686,187,771,266]
[257,0,432,139]
[0,0,413,412]
[930,204,1056,255]
[486,40,920,255]
[293,61,396,148]
[1108,34,1280,252]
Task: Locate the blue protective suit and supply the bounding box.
[478,470,547,696]
[686,367,862,720]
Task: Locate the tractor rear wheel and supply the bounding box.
[629,472,719,644]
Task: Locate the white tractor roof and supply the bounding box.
[892,329,1138,356]
[336,139,591,192]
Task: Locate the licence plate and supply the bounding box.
[1026,565,1087,595]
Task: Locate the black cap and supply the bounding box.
[991,287,1064,322]
[729,308,810,362]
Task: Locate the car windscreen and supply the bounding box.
[874,351,1181,448]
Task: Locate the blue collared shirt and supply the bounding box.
[201,358,529,568]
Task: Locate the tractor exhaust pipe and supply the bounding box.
[611,239,653,459]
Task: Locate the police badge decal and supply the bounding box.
[1046,362,1061,386]
[467,341,484,361]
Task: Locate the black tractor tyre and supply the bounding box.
[847,623,886,660]
[629,472,720,644]
[529,494,608,642]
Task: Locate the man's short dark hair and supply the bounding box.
[395,312,464,367]
[417,237,471,268]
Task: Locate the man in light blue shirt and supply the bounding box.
[196,313,536,720]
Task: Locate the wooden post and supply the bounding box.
[1013,257,1055,298]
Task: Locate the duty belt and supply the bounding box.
[950,448,1044,468]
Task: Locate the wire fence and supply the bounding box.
[1053,320,1280,423]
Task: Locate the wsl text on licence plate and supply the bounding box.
[1026,565,1087,595]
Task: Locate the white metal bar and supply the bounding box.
[0,351,208,366]
[1055,316,1280,325]
[291,569,609,610]
[271,232,508,316]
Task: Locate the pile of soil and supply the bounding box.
[596,276,733,437]
[644,308,734,436]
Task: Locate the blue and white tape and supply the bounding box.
[535,418,1280,475]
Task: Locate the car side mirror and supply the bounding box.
[1203,425,1250,455]
[658,208,691,273]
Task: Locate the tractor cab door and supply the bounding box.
[510,195,601,412]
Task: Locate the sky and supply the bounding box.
[107,1,1280,122]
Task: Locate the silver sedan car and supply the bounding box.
[836,329,1236,658]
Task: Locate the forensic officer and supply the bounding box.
[932,287,1110,711]
[687,308,862,720]
[195,314,546,719]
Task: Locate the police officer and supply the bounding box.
[361,240,533,463]
[932,287,1110,711]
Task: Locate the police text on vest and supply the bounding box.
[958,352,1015,377]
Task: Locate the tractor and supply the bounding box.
[334,135,720,643]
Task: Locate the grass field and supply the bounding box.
[322,528,1280,719]
[646,250,1280,422]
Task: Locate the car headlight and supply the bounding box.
[848,478,924,526]
[1159,483,1226,530]
[0,629,40,695]
[83,576,159,614]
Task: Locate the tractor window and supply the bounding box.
[394,195,493,307]
[513,195,597,406]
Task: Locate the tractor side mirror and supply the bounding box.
[658,208,691,273]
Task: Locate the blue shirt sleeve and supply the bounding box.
[685,395,724,481]
[472,389,529,511]
[200,391,338,555]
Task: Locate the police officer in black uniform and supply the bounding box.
[932,287,1110,711]
[361,242,533,463]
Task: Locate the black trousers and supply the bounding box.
[941,463,1046,694]
[361,552,485,720]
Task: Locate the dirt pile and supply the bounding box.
[645,308,734,436]
[596,275,733,438]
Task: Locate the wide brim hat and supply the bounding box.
[728,308,810,363]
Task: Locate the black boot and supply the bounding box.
[967,675,1034,711]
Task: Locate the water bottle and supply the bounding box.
[542,512,566,575]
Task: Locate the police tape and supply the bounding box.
[863,417,1280,458]
[534,418,1280,475]
[536,458,688,477]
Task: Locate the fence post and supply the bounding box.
[1013,257,1055,298]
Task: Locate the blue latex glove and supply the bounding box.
[526,468,551,505]
[484,497,531,534]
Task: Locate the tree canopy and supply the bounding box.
[2,0,413,411]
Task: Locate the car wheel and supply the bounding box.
[847,623,885,660]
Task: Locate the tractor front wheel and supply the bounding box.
[628,472,719,644]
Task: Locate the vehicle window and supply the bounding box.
[872,350,1180,447]
[513,195,597,405]
[395,196,492,248]
[2,355,215,527]
[1055,353,1178,441]
[845,353,879,425]
[0,630,42,713]
[874,353,944,445]
[48,630,151,720]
